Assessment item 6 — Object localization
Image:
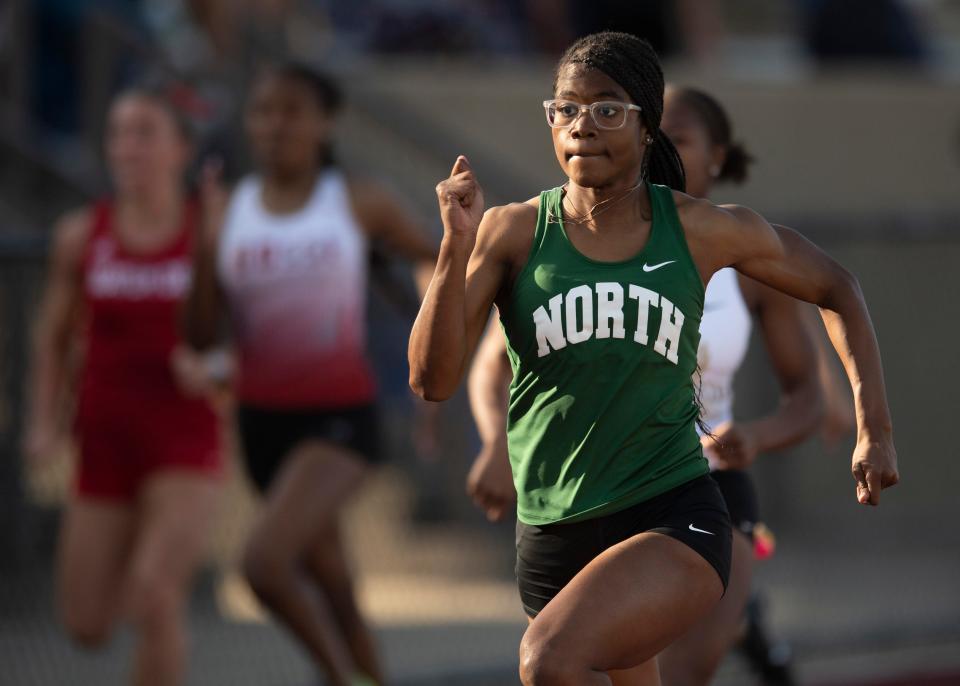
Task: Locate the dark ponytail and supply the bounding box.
[719,143,751,184]
[555,31,685,192]
[647,128,686,191]
[671,86,754,185]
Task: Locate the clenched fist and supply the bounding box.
[436,156,485,240]
[851,434,898,506]
[467,439,515,522]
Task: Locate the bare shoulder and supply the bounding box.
[673,191,778,271]
[483,198,539,231]
[344,174,396,216]
[345,174,389,200]
[673,191,743,235]
[476,199,539,260]
[344,174,432,245]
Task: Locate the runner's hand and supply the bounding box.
[22,420,61,467]
[170,344,217,397]
[436,156,484,240]
[704,421,759,470]
[852,434,898,506]
[467,440,515,522]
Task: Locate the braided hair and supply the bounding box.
[670,87,754,184]
[555,32,685,192]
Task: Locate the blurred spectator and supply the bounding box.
[29,0,150,139]
[323,0,527,55]
[524,0,723,59]
[797,0,930,64]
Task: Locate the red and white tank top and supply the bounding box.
[217,171,376,409]
[80,199,204,399]
[696,267,752,468]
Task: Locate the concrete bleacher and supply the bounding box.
[339,60,960,222]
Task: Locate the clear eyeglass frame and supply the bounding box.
[543,99,643,130]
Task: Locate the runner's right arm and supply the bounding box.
[24,210,89,461]
[409,156,508,401]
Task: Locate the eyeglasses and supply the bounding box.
[543,99,642,130]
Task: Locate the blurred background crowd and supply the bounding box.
[1,1,959,685]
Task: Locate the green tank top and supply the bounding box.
[499,183,708,525]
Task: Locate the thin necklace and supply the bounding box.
[551,180,644,226]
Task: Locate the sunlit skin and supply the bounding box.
[411,42,897,682]
[552,64,650,213]
[465,86,856,685]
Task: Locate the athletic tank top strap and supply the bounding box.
[509,188,558,291]
[533,188,556,255]
[646,183,704,305]
[93,199,109,229]
[87,199,112,244]
[85,197,197,260]
[174,199,198,254]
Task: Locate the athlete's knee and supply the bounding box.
[660,661,713,686]
[242,534,295,603]
[59,586,114,648]
[126,568,183,632]
[60,589,116,649]
[62,610,114,650]
[519,631,591,686]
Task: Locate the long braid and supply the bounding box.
[555,32,686,192]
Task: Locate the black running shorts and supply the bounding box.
[515,474,733,617]
[709,469,759,541]
[237,403,381,493]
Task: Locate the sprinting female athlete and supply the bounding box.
[409,32,897,686]
[25,88,222,686]
[184,64,436,686]
[466,84,847,685]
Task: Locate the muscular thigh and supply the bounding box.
[126,471,222,594]
[58,497,136,630]
[658,530,754,686]
[609,661,661,686]
[517,476,732,621]
[250,441,368,555]
[238,405,379,495]
[527,532,724,672]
